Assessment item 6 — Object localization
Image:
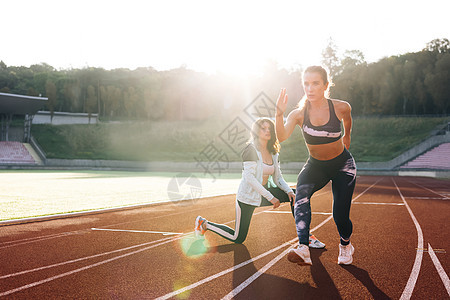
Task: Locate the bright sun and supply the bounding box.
[1,1,447,74]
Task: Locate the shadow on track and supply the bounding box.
[215,244,342,299]
[339,265,391,299]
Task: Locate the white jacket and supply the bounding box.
[236,144,294,206]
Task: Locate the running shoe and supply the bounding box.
[309,234,326,249]
[287,244,312,265]
[338,243,354,265]
[194,216,207,238]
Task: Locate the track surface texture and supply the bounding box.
[1,176,449,299]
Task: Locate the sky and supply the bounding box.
[1,0,449,75]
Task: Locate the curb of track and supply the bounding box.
[0,193,235,227]
[0,201,173,227]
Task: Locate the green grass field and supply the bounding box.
[3,117,448,221]
[32,117,449,163]
[0,170,299,222]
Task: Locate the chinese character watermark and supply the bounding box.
[167,173,202,206]
[194,141,229,181]
[244,92,277,121]
[167,91,277,198]
[218,117,251,157]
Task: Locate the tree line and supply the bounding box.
[326,38,450,115]
[0,38,448,119]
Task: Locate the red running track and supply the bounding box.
[0,176,449,299]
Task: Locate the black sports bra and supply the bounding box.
[301,99,342,145]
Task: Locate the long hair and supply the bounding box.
[250,118,280,154]
[297,65,333,110]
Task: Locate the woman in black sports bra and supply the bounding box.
[275,65,357,266]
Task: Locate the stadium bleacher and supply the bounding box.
[401,143,450,170]
[0,141,36,164]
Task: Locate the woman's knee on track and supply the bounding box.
[234,234,248,244]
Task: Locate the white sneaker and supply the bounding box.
[309,235,326,249]
[287,244,312,265]
[338,243,354,265]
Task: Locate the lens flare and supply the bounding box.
[172,280,191,300]
[180,233,210,258]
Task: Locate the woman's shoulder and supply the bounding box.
[330,99,351,112]
[291,106,306,115]
[287,106,305,124]
[242,143,258,162]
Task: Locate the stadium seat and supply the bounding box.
[0,141,36,164]
[401,143,450,170]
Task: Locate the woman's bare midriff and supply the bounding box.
[306,139,345,161]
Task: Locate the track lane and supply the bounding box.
[395,177,450,299]
[0,176,448,299]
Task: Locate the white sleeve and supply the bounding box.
[273,158,294,194]
[242,161,274,201]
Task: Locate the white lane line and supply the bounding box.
[353,202,405,206]
[407,180,449,199]
[0,231,88,250]
[0,203,285,295]
[1,203,279,288]
[406,197,449,200]
[0,191,326,249]
[91,228,182,236]
[351,178,383,203]
[221,246,293,300]
[156,177,382,300]
[428,244,450,296]
[3,179,377,298]
[155,239,296,300]
[1,201,229,249]
[263,211,332,215]
[253,203,289,216]
[416,248,446,254]
[311,179,375,230]
[98,201,229,229]
[0,235,176,280]
[0,234,186,298]
[394,179,424,300]
[217,177,383,299]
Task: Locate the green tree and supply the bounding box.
[414,79,428,114]
[424,38,450,53]
[0,61,9,91]
[86,85,98,123]
[333,50,366,114]
[105,85,116,117]
[99,85,107,117]
[321,38,340,78]
[400,60,418,114]
[424,53,450,114]
[341,50,366,69]
[45,80,58,120]
[123,86,139,118]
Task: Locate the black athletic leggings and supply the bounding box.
[206,185,294,244]
[294,148,356,245]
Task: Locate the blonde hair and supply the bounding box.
[298,65,333,109]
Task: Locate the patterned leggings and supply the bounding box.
[294,148,356,245]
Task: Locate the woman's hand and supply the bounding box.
[288,192,296,206]
[270,197,281,209]
[343,134,351,150]
[276,88,288,116]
